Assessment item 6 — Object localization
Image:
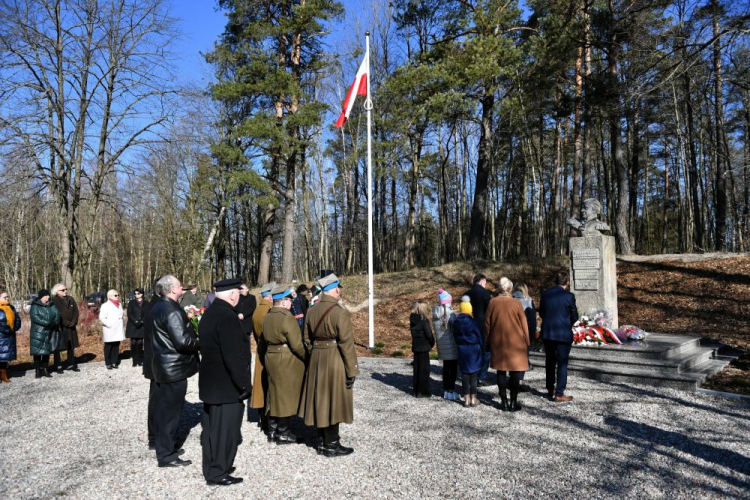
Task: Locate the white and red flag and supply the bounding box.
[335,52,369,128]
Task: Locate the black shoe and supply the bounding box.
[113,365,119,369]
[266,430,276,442]
[35,368,42,379]
[206,476,243,486]
[70,366,80,372]
[499,397,508,411]
[42,368,52,378]
[509,399,522,412]
[176,448,185,456]
[54,367,64,374]
[158,458,191,468]
[320,441,354,457]
[415,393,431,398]
[148,443,156,451]
[275,433,297,445]
[107,365,113,370]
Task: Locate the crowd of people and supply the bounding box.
[0,267,578,487]
[411,271,579,410]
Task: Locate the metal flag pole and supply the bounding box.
[364,32,375,349]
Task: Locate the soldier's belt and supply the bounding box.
[313,339,337,348]
[266,344,289,352]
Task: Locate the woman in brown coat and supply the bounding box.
[485,277,530,412]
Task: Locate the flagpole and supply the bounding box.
[365,32,375,349]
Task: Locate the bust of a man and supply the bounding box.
[567,198,610,236]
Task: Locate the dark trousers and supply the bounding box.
[201,401,244,482]
[33,355,50,367]
[478,351,491,380]
[412,351,431,396]
[461,371,479,395]
[497,371,522,399]
[154,378,188,464]
[53,341,77,369]
[442,359,458,391]
[322,423,340,445]
[104,341,120,367]
[147,379,157,446]
[543,340,572,396]
[131,339,144,366]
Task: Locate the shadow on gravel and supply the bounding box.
[177,401,203,447]
[533,405,749,495]
[604,415,750,478]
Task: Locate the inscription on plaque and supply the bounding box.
[572,248,601,270]
[574,269,599,291]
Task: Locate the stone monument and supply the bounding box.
[566,198,618,328]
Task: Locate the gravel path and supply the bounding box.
[1,358,749,499]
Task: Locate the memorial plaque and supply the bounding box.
[572,248,601,270]
[574,269,599,291]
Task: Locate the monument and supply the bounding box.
[567,198,618,328]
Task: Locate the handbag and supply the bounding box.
[49,327,67,352]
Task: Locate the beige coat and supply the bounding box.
[485,296,530,372]
[298,294,360,427]
[249,299,272,410]
[262,307,307,417]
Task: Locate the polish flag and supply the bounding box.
[335,53,369,128]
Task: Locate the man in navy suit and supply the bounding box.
[539,271,579,402]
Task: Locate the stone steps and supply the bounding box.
[528,333,738,391]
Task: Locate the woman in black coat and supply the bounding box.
[126,288,148,367]
[410,300,435,398]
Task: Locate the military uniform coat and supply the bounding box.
[299,294,360,427]
[249,299,272,410]
[262,307,307,418]
[198,298,251,404]
[180,290,203,309]
[52,295,79,348]
[485,296,530,372]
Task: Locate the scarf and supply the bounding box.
[0,301,15,329]
[110,299,120,308]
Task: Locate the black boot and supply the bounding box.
[315,428,326,454]
[265,415,277,442]
[35,367,42,379]
[320,425,354,457]
[274,417,297,445]
[509,393,521,412]
[42,367,52,378]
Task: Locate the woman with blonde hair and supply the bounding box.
[512,282,537,391]
[410,300,435,397]
[433,289,461,401]
[485,277,530,411]
[99,289,125,369]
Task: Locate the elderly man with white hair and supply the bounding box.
[149,274,200,468]
[197,278,251,487]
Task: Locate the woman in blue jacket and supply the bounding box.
[0,290,21,382]
[452,298,484,407]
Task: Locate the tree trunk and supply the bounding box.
[467,91,494,259]
[712,0,727,251]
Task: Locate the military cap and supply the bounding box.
[316,273,342,291]
[260,281,277,297]
[214,278,241,292]
[271,283,294,300]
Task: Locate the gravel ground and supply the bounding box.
[1,358,749,499]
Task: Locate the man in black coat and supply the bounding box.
[465,273,492,384]
[198,278,250,487]
[539,271,579,402]
[126,288,147,367]
[150,274,200,468]
[236,283,256,336]
[142,282,162,451]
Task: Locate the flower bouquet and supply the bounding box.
[184,305,205,336]
[572,312,622,346]
[614,325,647,342]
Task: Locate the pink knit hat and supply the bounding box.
[438,288,452,305]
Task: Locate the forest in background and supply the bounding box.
[0,0,748,299]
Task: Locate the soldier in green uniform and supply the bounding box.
[250,282,275,439]
[299,273,359,457]
[262,284,308,445]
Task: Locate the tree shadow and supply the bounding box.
[603,414,750,478]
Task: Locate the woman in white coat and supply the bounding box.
[99,289,125,369]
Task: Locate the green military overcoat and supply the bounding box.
[298,294,360,427]
[249,299,272,410]
[262,307,307,418]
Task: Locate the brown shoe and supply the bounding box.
[0,368,9,383]
[553,395,574,402]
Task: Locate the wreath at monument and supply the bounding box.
[572,310,622,345]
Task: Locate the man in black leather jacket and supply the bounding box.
[150,274,200,468]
